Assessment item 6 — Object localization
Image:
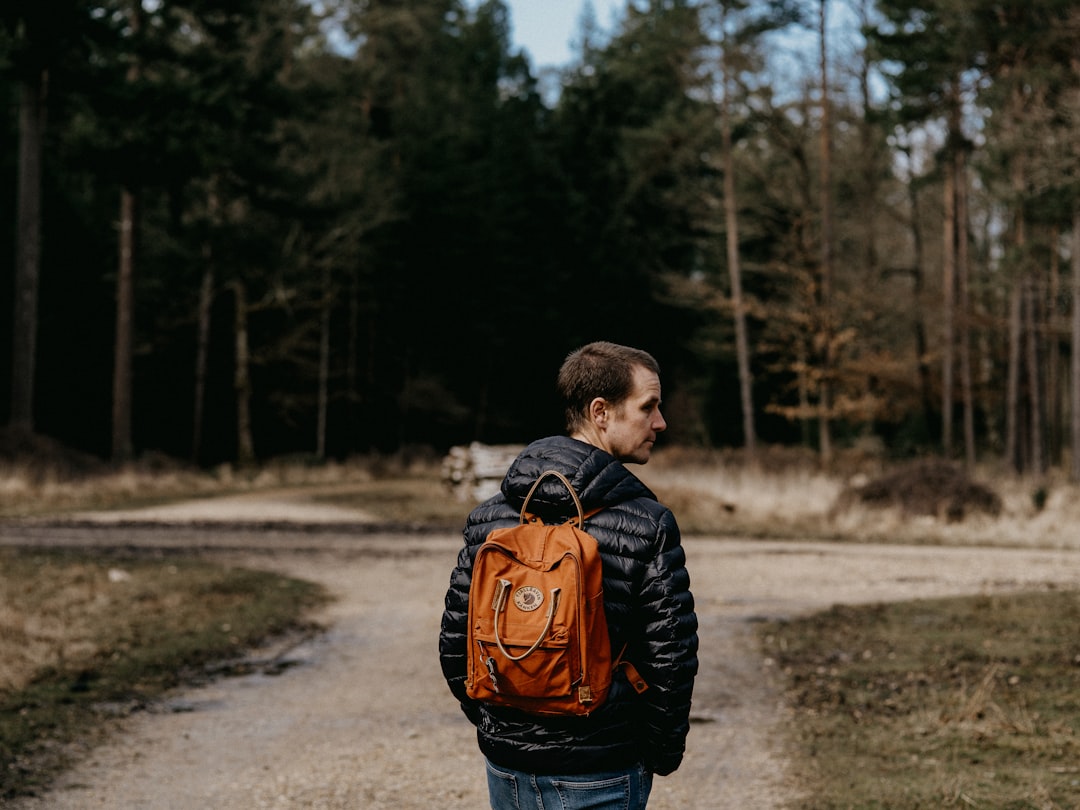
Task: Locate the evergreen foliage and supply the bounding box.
[3,0,1080,469]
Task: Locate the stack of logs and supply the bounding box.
[442,442,523,502]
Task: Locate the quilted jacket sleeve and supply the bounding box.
[635,507,698,776]
[439,537,482,724]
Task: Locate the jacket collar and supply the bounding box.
[501,435,656,517]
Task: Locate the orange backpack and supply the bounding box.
[465,470,645,716]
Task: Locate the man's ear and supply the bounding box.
[588,397,608,427]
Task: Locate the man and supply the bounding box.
[439,341,698,810]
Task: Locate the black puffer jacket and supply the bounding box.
[438,436,698,777]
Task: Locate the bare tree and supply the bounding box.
[1006,279,1022,470]
[816,0,834,466]
[316,264,332,461]
[716,3,757,463]
[192,248,215,464]
[10,69,47,435]
[111,186,137,462]
[230,280,256,466]
[1072,209,1080,482]
[941,132,956,456]
[955,146,975,468]
[1004,114,1029,472]
[111,0,145,463]
[1024,273,1044,474]
[1047,225,1063,466]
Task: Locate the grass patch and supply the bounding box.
[0,548,328,799]
[314,477,469,528]
[760,590,1080,808]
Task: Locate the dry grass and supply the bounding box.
[641,447,846,539]
[763,591,1080,808]
[639,447,1080,550]
[0,443,439,520]
[0,549,326,798]
[5,437,1080,550]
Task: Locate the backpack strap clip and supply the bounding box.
[613,643,649,694]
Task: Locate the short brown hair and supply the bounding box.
[557,342,661,434]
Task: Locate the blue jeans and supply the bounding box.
[485,759,653,810]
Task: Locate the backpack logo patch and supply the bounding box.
[513,586,544,612]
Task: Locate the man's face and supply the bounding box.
[603,365,667,464]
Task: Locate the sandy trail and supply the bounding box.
[4,503,1080,810]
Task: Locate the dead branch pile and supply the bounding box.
[834,459,1002,522]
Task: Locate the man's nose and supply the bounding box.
[654,410,667,432]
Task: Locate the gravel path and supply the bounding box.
[5,495,1080,809]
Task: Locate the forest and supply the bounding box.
[3,0,1080,473]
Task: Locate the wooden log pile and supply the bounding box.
[442,442,523,502]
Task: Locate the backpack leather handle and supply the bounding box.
[492,579,562,661]
[520,470,584,526]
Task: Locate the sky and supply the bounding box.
[322,1,628,72]
[501,1,627,68]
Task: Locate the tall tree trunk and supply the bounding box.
[856,0,880,284]
[231,280,255,466]
[316,266,331,461]
[10,70,47,434]
[111,0,144,463]
[1005,147,1027,472]
[1025,274,1044,474]
[112,188,137,462]
[193,186,221,464]
[797,338,812,447]
[972,205,999,451]
[900,140,935,431]
[1047,226,1062,465]
[720,25,756,463]
[346,269,360,452]
[1071,209,1080,482]
[955,148,975,468]
[192,258,214,464]
[817,0,834,466]
[1006,282,1022,471]
[941,143,956,457]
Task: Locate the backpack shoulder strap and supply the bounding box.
[519,469,584,525]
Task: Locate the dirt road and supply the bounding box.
[4,496,1080,809]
